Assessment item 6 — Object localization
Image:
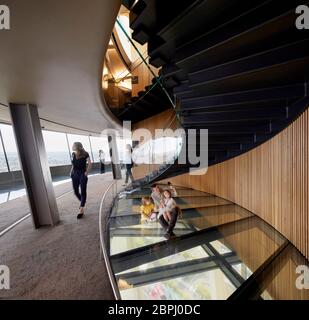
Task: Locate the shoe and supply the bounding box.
[164,233,171,240]
[77,213,84,219]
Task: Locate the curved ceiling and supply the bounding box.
[0,0,122,135]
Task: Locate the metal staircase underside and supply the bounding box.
[120,0,309,179]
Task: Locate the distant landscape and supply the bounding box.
[0,152,72,173]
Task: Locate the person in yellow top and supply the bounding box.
[140,196,155,223]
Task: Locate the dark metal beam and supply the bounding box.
[182,107,286,125]
[189,39,309,88]
[180,84,305,111]
[110,227,190,237]
[183,122,271,135]
[116,253,241,288]
[110,216,256,274]
[175,3,301,64]
[227,241,289,300]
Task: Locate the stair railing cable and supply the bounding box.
[116,18,176,110]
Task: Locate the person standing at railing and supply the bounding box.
[99,149,105,174]
[123,144,134,185]
[70,142,92,219]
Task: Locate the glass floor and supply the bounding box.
[105,185,309,300]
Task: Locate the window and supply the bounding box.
[0,123,21,171]
[42,131,71,166]
[90,136,110,162]
[0,132,7,173]
[67,134,93,161]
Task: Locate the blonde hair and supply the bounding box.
[141,196,153,206]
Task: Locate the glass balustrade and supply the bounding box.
[103,10,175,119]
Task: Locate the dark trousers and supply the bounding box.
[125,164,134,183]
[71,171,88,207]
[100,162,105,174]
[159,208,178,234]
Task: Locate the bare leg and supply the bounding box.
[166,211,172,221]
[163,212,169,223]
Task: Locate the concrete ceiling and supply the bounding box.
[0,0,122,135]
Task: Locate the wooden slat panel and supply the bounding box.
[161,108,309,260]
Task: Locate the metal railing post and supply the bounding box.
[0,128,11,173]
[88,136,95,162]
[65,133,72,161]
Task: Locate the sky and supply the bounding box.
[0,123,110,153]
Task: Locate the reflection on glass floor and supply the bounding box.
[107,185,309,300]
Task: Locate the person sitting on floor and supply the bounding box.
[167,181,178,197]
[158,189,181,240]
[158,189,177,221]
[151,184,163,213]
[140,196,156,223]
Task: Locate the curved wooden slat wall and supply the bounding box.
[161,108,309,260]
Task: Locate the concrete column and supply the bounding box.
[9,104,60,228]
[107,133,122,180]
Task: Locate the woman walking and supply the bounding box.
[70,142,92,219]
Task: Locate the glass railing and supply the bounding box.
[104,9,183,186]
[103,13,176,116]
[131,111,184,185]
[99,176,126,300]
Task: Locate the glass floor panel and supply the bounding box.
[110,221,192,255]
[112,196,232,217]
[119,268,236,300]
[117,245,209,275]
[106,184,309,300]
[109,204,253,254]
[122,188,211,199]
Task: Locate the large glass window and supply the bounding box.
[117,137,132,162]
[0,123,21,171]
[90,136,110,163]
[42,131,71,166]
[0,132,7,173]
[67,134,93,161]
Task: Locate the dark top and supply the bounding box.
[72,152,89,173]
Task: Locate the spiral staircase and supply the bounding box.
[115,0,309,183]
